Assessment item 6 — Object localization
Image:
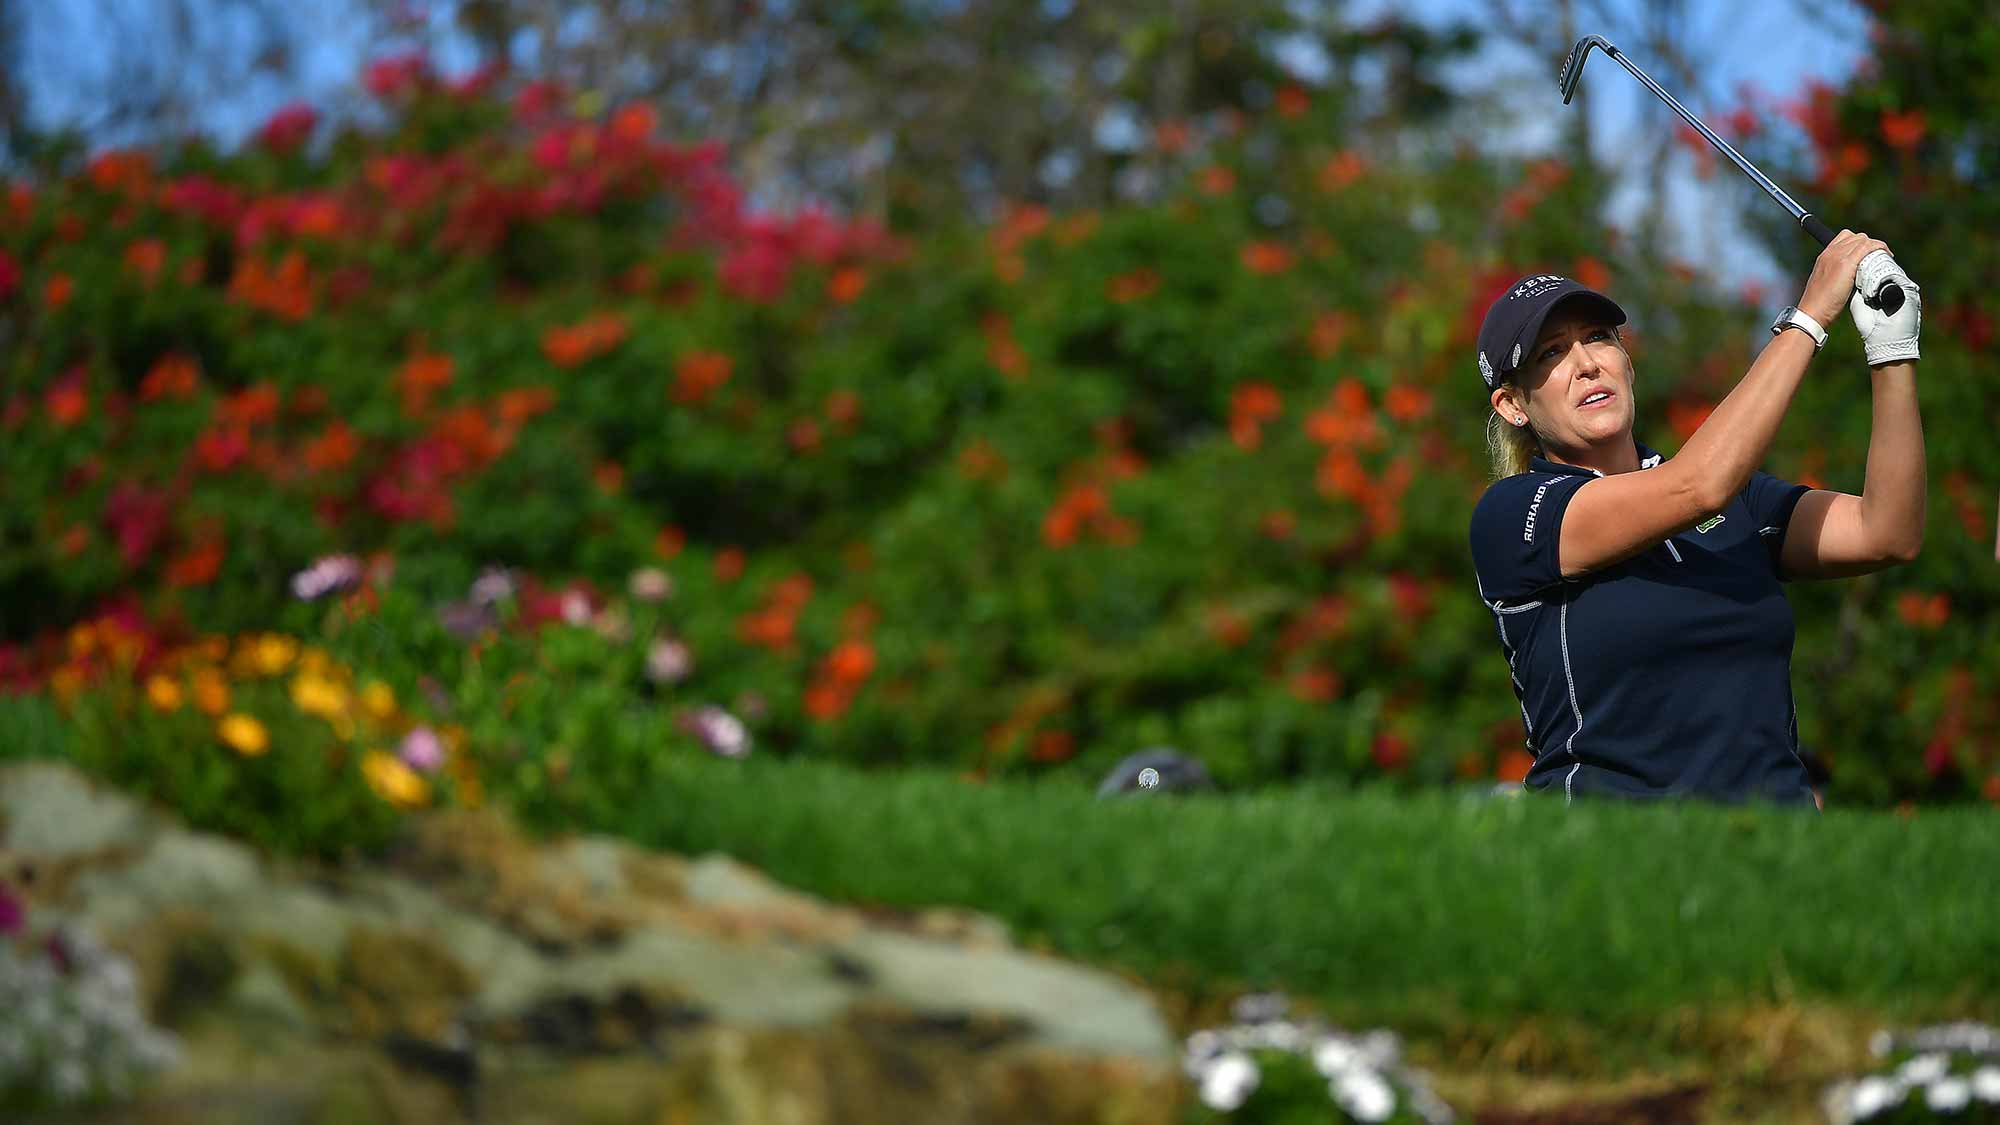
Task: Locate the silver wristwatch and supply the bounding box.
[1770,305,1828,349]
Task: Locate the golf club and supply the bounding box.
[1560,34,1904,315]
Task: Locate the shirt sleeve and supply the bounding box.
[1468,473,1595,603]
[1741,469,1814,580]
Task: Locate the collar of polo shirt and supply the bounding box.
[1530,439,1665,478]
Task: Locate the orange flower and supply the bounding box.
[1571,255,1612,293]
[1274,84,1310,118]
[957,439,1007,481]
[1317,150,1367,192]
[1308,311,1352,359]
[1497,749,1534,783]
[1106,268,1161,304]
[787,418,822,452]
[542,313,627,368]
[220,383,281,427]
[139,354,199,401]
[124,238,166,282]
[1029,730,1074,763]
[610,101,658,144]
[1240,241,1293,275]
[827,266,868,303]
[397,351,454,415]
[714,547,745,582]
[166,539,225,587]
[1384,384,1433,423]
[1232,382,1282,422]
[1880,109,1925,152]
[44,273,74,310]
[1288,665,1340,702]
[656,525,686,559]
[1667,396,1715,441]
[804,681,851,721]
[1198,165,1236,195]
[303,420,358,472]
[44,375,88,427]
[1316,447,1370,502]
[496,385,557,422]
[593,461,625,494]
[825,640,875,685]
[672,350,734,405]
[1896,591,1950,629]
[824,389,860,428]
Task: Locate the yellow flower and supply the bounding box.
[144,675,183,712]
[359,681,397,724]
[217,713,270,757]
[48,667,86,706]
[289,673,350,721]
[252,634,298,677]
[297,646,335,677]
[67,623,97,659]
[362,751,430,809]
[190,668,230,716]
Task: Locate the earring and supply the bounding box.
[1514,416,1526,425]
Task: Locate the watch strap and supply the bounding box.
[1772,306,1828,349]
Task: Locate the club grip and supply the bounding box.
[1802,214,1905,314]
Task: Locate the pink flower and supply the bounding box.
[398,726,446,772]
[0,885,23,934]
[0,249,17,303]
[646,638,693,685]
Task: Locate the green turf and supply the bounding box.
[570,751,2000,1046]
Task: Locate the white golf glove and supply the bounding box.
[1848,250,1920,366]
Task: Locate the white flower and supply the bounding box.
[1313,1037,1359,1077]
[1231,991,1289,1025]
[1849,1076,1904,1118]
[1198,1051,1259,1113]
[1971,1065,2000,1102]
[290,554,364,600]
[1899,1053,1948,1084]
[559,590,593,625]
[628,567,674,602]
[681,705,749,758]
[1926,1077,1971,1112]
[50,1058,89,1101]
[469,567,515,605]
[1182,1029,1222,1066]
[646,638,694,685]
[1333,1067,1397,1122]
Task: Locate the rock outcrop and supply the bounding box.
[0,762,1182,1124]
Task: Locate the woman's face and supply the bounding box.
[1490,305,1634,455]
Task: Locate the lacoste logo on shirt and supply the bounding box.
[1695,515,1726,534]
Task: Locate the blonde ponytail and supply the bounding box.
[1486,410,1541,481]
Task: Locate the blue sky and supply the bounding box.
[15,0,1868,291]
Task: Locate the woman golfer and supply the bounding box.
[1469,231,1925,808]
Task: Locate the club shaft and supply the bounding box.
[1601,46,1806,222]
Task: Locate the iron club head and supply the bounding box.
[1559,34,1616,104]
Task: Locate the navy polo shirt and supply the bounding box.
[1468,439,1818,807]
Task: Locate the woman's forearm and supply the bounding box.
[1676,329,1816,511]
[1858,361,1926,559]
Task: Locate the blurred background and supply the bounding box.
[1,0,1997,1121]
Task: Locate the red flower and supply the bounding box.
[256,103,319,153]
[1372,733,1412,772]
[1274,84,1310,118]
[1880,109,1926,152]
[1240,241,1294,275]
[0,249,16,303]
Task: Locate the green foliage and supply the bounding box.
[0,21,1993,811]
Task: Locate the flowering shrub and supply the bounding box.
[0,888,180,1112]
[0,30,1994,806]
[1826,1023,2000,1123]
[1181,992,1453,1123]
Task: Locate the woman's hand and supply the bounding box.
[1849,252,1921,366]
[1797,229,1890,328]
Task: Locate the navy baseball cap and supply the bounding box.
[1476,273,1627,391]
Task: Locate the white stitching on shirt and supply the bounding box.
[1664,539,1682,563]
[1559,585,1585,806]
